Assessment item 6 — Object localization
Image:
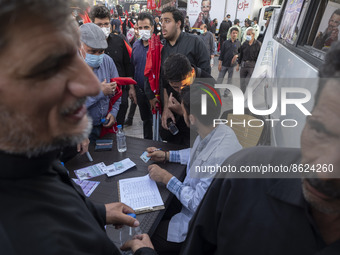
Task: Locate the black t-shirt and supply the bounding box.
[238,39,262,64]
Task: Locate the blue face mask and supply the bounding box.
[85,53,104,68]
[200,29,205,34]
[246,35,252,41]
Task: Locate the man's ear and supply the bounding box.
[151,25,154,34]
[189,114,196,125]
[176,20,182,30]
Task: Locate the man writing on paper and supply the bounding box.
[0,1,155,254]
[146,84,242,254]
[181,42,340,255]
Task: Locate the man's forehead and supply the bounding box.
[138,19,151,26]
[162,13,173,19]
[0,17,79,73]
[94,17,110,22]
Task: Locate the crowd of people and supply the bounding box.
[1,0,339,255]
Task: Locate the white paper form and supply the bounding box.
[103,158,136,177]
[118,175,164,211]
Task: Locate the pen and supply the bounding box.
[86,151,93,162]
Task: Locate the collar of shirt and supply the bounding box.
[191,127,218,163]
[0,149,60,179]
[166,32,184,48]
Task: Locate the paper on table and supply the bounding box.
[72,179,100,197]
[118,175,164,211]
[74,162,106,180]
[103,158,136,177]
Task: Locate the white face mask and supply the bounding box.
[246,35,252,41]
[101,27,110,38]
[139,29,151,41]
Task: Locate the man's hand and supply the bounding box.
[146,147,166,162]
[103,113,116,128]
[149,97,160,111]
[77,138,90,155]
[148,164,173,185]
[231,55,238,65]
[121,234,154,253]
[104,202,139,227]
[218,63,222,72]
[197,12,203,23]
[129,85,137,105]
[168,93,183,115]
[161,107,175,129]
[101,79,117,96]
[236,64,240,72]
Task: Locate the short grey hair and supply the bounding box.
[246,27,255,35]
[0,0,75,55]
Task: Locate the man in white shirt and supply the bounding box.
[253,17,260,40]
[146,83,242,254]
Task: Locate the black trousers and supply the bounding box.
[136,86,153,140]
[240,67,254,93]
[116,86,129,126]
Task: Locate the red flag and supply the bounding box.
[111,77,136,85]
[144,34,163,114]
[119,16,123,25]
[129,21,134,28]
[125,10,129,17]
[99,84,122,137]
[123,40,132,58]
[110,9,114,15]
[79,12,91,24]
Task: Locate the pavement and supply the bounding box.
[124,56,239,138]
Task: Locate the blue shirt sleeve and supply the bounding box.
[167,176,184,198]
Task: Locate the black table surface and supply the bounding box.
[65,135,187,244]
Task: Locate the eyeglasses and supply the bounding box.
[95,22,110,28]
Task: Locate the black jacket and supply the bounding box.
[181,147,340,255]
[160,32,211,104]
[0,150,156,255]
[105,33,133,77]
[218,20,230,37]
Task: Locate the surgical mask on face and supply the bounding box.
[139,29,151,41]
[85,53,104,68]
[200,29,205,34]
[246,35,252,41]
[101,27,110,38]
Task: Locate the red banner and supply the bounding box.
[262,0,272,6]
[147,0,161,10]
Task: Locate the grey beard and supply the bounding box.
[0,108,93,158]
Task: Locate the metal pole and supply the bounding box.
[235,0,240,19]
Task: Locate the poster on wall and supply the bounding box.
[187,0,226,29]
[236,0,255,23]
[313,0,340,51]
[277,0,305,44]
